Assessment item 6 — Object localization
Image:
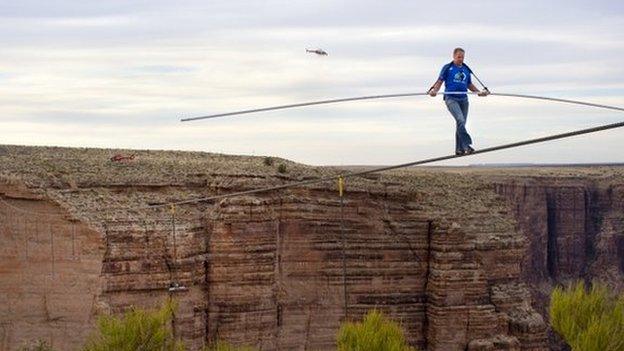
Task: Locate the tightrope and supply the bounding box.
[143,118,624,209]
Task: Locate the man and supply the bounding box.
[428,48,488,155]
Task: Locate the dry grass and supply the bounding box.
[337,310,416,351]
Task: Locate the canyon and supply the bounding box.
[0,145,622,350]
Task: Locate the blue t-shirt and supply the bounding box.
[438,63,471,100]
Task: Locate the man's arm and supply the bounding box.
[469,83,489,96]
[428,79,443,96]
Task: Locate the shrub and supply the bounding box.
[83,300,185,351]
[337,310,416,351]
[277,164,287,174]
[263,157,274,166]
[550,281,624,351]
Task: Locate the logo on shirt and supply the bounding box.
[453,71,467,83]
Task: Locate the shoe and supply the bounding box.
[465,146,475,154]
[455,150,465,156]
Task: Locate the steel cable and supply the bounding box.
[143,118,624,209]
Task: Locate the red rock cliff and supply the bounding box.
[4,147,621,351]
[494,172,624,348]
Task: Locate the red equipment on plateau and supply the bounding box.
[110,154,135,162]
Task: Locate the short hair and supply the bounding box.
[453,47,465,55]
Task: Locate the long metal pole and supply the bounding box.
[180,92,430,122]
[180,91,624,122]
[492,93,624,114]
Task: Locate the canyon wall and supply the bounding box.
[94,184,550,351]
[1,175,549,351]
[494,177,624,290]
[2,146,621,351]
[494,176,624,348]
[0,183,103,351]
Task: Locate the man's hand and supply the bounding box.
[478,90,489,97]
[429,80,443,97]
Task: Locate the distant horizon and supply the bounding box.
[3,142,624,169]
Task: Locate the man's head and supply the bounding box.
[453,47,465,65]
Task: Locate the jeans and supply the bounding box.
[445,98,472,152]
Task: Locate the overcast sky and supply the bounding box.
[1,0,623,166]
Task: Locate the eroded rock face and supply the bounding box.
[1,146,621,351]
[204,193,430,349]
[494,177,624,349]
[494,178,624,289]
[0,184,103,351]
[0,182,546,350]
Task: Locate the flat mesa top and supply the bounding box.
[0,144,621,227]
[1,145,622,191]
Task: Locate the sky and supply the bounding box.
[1,0,623,166]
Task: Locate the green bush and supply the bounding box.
[337,310,416,351]
[550,281,624,351]
[277,164,287,174]
[202,340,256,351]
[83,300,185,351]
[263,157,274,166]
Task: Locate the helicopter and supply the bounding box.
[306,48,328,56]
